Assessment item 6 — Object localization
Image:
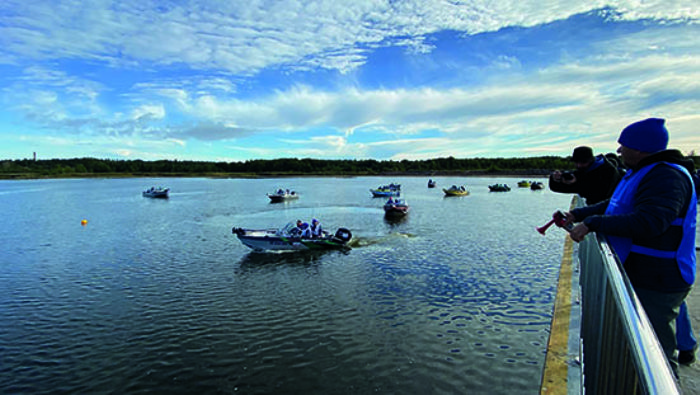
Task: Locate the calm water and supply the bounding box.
[0,176,572,394]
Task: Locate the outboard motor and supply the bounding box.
[333,228,352,243]
[232,227,245,235]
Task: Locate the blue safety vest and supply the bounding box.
[604,162,697,285]
[585,155,604,173]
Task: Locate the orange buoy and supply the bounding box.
[81,219,88,226]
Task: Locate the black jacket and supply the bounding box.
[549,154,622,205]
[571,149,696,292]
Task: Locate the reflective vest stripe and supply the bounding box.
[630,245,678,259]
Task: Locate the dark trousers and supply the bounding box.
[634,287,690,375]
[676,301,697,351]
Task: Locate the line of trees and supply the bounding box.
[1,155,697,178]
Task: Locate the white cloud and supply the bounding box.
[1,0,697,75]
[131,104,165,121]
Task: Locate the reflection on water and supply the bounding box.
[237,249,348,268]
[384,213,408,225]
[0,176,571,394]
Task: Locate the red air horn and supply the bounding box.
[536,218,557,235]
[537,211,572,235]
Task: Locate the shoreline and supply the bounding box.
[0,170,553,180]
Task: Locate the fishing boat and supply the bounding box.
[267,189,299,202]
[384,198,410,216]
[488,184,511,192]
[530,181,545,190]
[442,185,470,196]
[142,187,169,198]
[428,179,437,188]
[232,222,352,252]
[517,180,532,188]
[370,183,401,197]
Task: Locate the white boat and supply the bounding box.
[267,189,299,202]
[143,187,169,198]
[232,222,352,252]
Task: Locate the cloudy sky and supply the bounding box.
[1,1,699,162]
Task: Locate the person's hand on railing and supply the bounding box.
[569,223,590,242]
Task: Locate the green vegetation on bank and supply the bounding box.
[1,155,698,179]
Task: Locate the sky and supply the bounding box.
[1,1,699,162]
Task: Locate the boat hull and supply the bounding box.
[442,188,469,196]
[488,185,511,192]
[384,205,409,216]
[268,194,299,202]
[370,189,400,197]
[143,189,169,198]
[233,227,352,252]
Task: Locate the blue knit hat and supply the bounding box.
[617,118,668,153]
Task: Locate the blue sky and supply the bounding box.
[1,1,698,162]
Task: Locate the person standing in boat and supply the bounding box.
[549,146,623,205]
[562,118,697,375]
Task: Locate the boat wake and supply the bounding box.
[347,232,415,248]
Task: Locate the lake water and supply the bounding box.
[0,176,573,394]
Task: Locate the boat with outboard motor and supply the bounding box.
[267,189,299,202]
[443,185,469,196]
[232,222,352,252]
[143,186,169,198]
[530,181,545,190]
[384,197,409,216]
[370,183,401,197]
[517,180,532,188]
[488,183,511,192]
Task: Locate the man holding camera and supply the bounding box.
[549,146,623,205]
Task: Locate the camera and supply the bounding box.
[561,171,575,181]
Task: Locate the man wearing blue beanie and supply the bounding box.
[617,117,669,153]
[561,117,698,376]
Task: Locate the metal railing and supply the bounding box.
[578,232,680,394]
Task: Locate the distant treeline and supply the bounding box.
[1,155,698,179]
